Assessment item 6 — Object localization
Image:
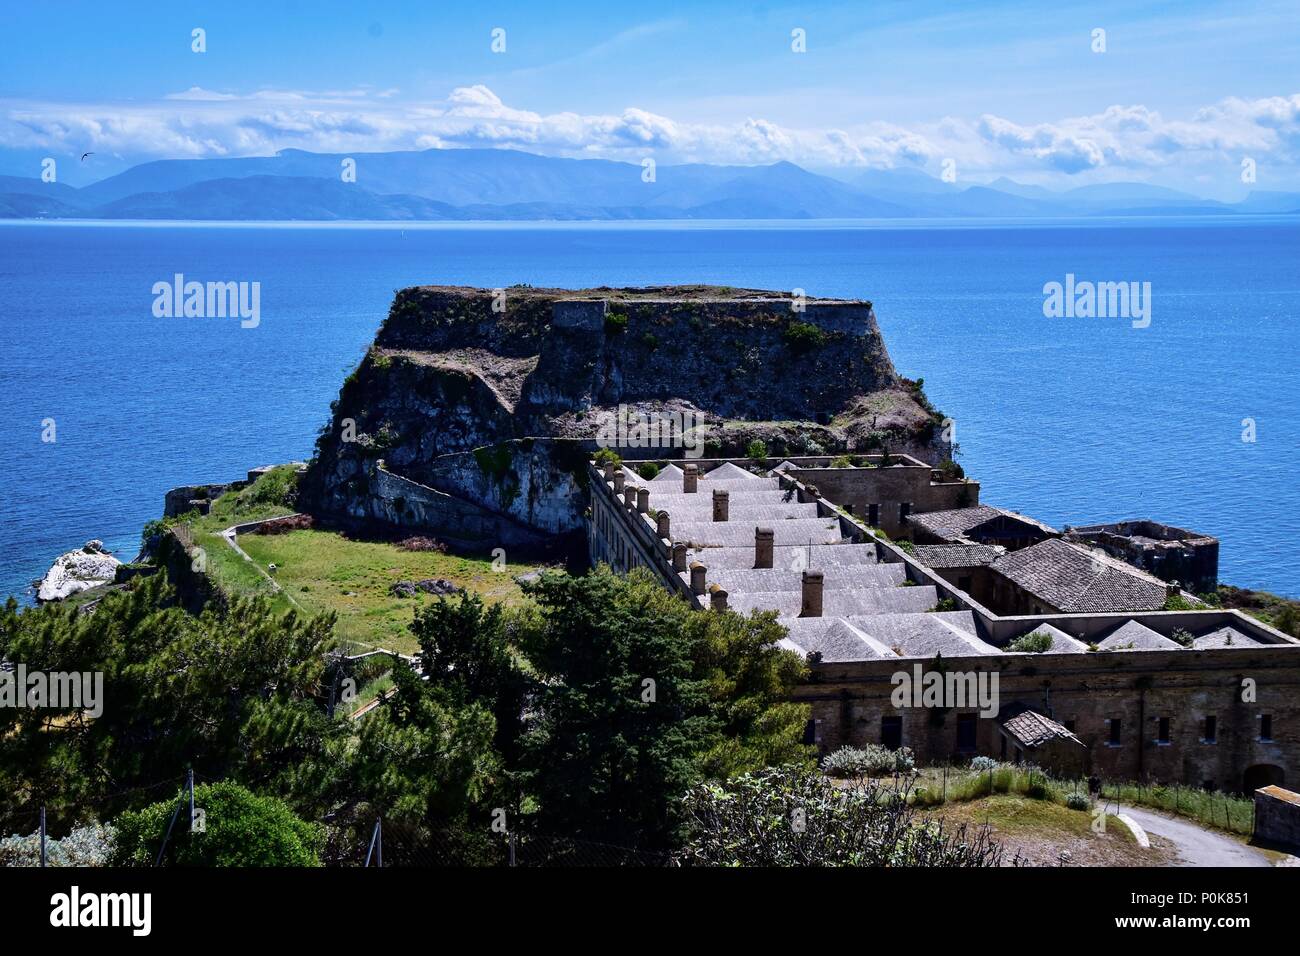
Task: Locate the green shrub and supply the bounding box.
[604,310,629,333]
[783,321,826,352]
[1066,793,1090,812]
[830,455,853,469]
[1163,593,1198,611]
[637,461,661,480]
[681,765,1005,867]
[593,448,622,467]
[111,781,323,867]
[821,744,914,777]
[937,459,965,481]
[746,440,768,461]
[969,756,999,772]
[930,597,957,612]
[1170,627,1195,647]
[1008,631,1053,653]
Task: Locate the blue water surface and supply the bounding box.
[1,217,1296,600]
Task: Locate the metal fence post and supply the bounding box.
[39,806,46,868]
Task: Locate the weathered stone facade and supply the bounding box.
[301,286,952,543]
[588,454,1300,793]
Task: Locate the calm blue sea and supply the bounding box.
[1,218,1297,601]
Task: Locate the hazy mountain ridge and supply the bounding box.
[1,148,1295,221]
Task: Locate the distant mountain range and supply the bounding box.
[2,147,1298,221]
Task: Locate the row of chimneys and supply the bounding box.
[601,460,823,616]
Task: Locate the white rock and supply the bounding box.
[37,543,122,602]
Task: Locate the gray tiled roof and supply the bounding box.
[703,462,765,481]
[707,563,905,594]
[1000,708,1083,749]
[674,517,843,548]
[1096,619,1183,651]
[907,505,1005,540]
[1191,626,1262,649]
[844,611,1002,658]
[686,543,881,570]
[991,538,1169,613]
[909,505,1058,542]
[777,618,899,661]
[727,585,937,617]
[912,543,1005,569]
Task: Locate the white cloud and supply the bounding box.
[2,86,1298,186]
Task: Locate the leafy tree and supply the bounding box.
[685,608,810,777]
[515,567,810,849]
[112,781,322,867]
[0,575,340,831]
[516,568,714,848]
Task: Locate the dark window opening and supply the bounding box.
[958,575,973,592]
[900,502,912,522]
[1202,780,1215,792]
[1063,719,1075,733]
[1261,714,1273,741]
[868,503,880,527]
[1109,719,1122,745]
[956,713,977,753]
[881,715,903,750]
[802,719,817,746]
[1157,717,1170,743]
[1204,715,1217,743]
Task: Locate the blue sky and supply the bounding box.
[1,0,1297,196]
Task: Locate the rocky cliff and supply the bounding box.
[300,285,948,546]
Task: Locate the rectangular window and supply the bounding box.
[956,713,977,752]
[1203,715,1216,743]
[1261,714,1273,741]
[1108,718,1122,746]
[900,502,912,522]
[881,715,903,750]
[1157,717,1170,743]
[868,503,880,527]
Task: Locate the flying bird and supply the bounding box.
[80,151,94,162]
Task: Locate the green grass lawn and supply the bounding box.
[237,528,542,653]
[924,794,1166,866]
[170,465,545,654]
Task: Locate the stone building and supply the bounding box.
[586,454,1300,792]
[1064,520,1219,594]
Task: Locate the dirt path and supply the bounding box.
[1115,805,1271,867]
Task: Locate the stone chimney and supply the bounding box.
[683,463,699,493]
[712,489,729,522]
[624,485,637,509]
[754,528,774,569]
[690,562,707,595]
[800,570,824,617]
[801,484,820,504]
[603,461,616,481]
[613,470,625,494]
[656,511,671,539]
[710,585,729,611]
[636,487,650,514]
[672,542,688,572]
[1166,582,1181,600]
